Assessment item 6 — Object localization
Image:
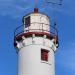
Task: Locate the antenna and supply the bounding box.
[42,0,63,34]
[34,0,39,13]
[35,0,38,8]
[54,18,57,34]
[46,0,62,5]
[43,0,62,5]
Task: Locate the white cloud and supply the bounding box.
[0,0,75,18]
[43,0,75,16]
[0,0,34,18]
[58,0,75,16]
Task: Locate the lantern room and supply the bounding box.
[22,8,50,33]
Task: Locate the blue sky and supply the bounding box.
[0,0,75,75]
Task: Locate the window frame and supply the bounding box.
[41,49,49,62]
[25,16,30,28]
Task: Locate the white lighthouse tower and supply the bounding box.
[14,8,59,75]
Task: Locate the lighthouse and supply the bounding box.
[14,8,59,75]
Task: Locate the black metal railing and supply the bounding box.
[14,22,58,37]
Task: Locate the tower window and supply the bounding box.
[25,16,30,28]
[41,49,49,61]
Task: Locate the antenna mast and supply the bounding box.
[45,0,62,5]
[34,0,39,13]
[35,0,38,8]
[43,0,62,34]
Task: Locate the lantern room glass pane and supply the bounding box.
[25,16,30,28]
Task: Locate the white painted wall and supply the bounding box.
[18,45,55,75]
[24,13,50,33]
